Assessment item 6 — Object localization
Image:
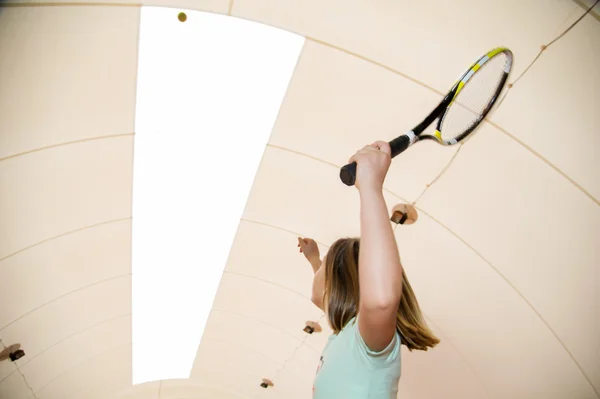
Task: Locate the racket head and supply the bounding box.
[423,47,513,145]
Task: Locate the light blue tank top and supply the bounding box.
[312,315,402,398]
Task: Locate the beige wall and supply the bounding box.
[1,1,598,398]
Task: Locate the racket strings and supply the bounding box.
[440,53,509,141]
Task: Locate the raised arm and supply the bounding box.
[298,237,325,311]
[350,141,403,352]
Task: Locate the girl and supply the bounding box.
[298,141,439,398]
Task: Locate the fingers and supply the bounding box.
[372,141,391,156]
[348,153,358,165]
[348,144,383,164]
[349,145,375,163]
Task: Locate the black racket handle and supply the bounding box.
[339,133,414,186]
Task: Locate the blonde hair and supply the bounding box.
[322,237,439,351]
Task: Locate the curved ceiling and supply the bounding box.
[1,1,599,399]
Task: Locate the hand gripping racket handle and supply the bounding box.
[339,133,414,186]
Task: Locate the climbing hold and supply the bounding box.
[390,203,418,225]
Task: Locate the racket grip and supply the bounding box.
[340,162,358,186]
[389,133,413,158]
[339,133,413,186]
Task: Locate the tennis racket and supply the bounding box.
[339,47,513,186]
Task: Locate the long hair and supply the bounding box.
[322,237,439,351]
